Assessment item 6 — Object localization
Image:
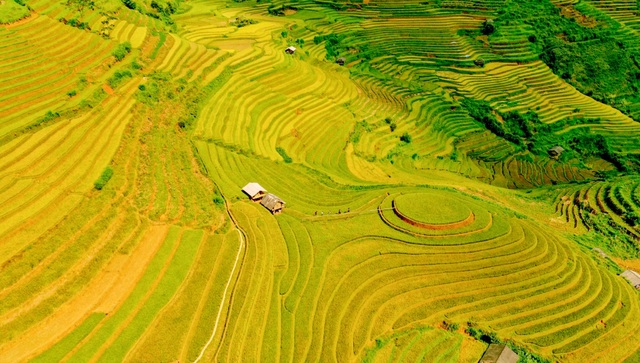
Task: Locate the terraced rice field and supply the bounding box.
[2,0,640,361]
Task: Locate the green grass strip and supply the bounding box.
[150,32,167,60]
[31,313,105,363]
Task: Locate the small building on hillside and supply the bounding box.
[285,46,296,54]
[548,146,565,158]
[242,182,267,201]
[621,270,640,289]
[336,57,346,66]
[479,344,518,363]
[261,193,285,214]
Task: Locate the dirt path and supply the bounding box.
[193,227,245,363]
[193,193,247,363]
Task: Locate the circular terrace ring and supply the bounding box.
[392,192,475,230]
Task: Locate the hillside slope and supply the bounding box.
[1,0,640,362]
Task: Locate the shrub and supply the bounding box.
[65,0,95,10]
[149,0,176,16]
[212,195,225,208]
[67,90,77,97]
[400,132,412,143]
[465,323,550,363]
[60,17,90,30]
[43,110,61,122]
[465,325,497,344]
[624,211,640,226]
[481,19,495,35]
[79,88,107,109]
[390,123,397,132]
[112,41,132,61]
[108,70,132,88]
[267,4,296,16]
[442,320,459,332]
[130,60,143,70]
[313,33,346,59]
[94,167,114,190]
[350,120,372,143]
[461,98,505,139]
[121,0,136,9]
[276,146,292,163]
[234,16,257,27]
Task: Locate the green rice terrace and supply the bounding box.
[2,0,640,361]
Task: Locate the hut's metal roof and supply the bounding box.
[242,183,266,198]
[261,193,285,210]
[622,270,640,287]
[479,344,519,363]
[286,46,296,52]
[549,146,565,153]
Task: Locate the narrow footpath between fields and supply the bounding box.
[193,193,247,363]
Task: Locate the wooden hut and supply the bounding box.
[621,270,640,289]
[261,193,285,214]
[285,46,296,54]
[336,57,346,66]
[479,344,518,363]
[548,146,564,157]
[242,182,267,201]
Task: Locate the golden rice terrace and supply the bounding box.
[1,0,640,361]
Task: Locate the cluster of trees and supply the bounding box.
[120,0,176,25]
[59,17,90,30]
[313,33,346,60]
[64,0,94,12]
[267,4,297,15]
[313,30,384,62]
[465,322,550,363]
[491,1,640,120]
[150,0,176,17]
[461,98,637,172]
[136,72,207,131]
[233,16,257,27]
[112,41,132,61]
[384,117,397,132]
[108,70,132,88]
[400,132,412,143]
